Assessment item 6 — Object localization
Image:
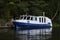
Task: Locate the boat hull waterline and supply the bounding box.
[13,22,51,30]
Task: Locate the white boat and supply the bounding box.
[12,15,52,36]
[12,15,52,30]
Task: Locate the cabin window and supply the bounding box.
[35,17,37,21]
[20,16,23,19]
[44,18,46,22]
[27,17,30,20]
[42,18,43,23]
[39,18,41,22]
[24,16,26,19]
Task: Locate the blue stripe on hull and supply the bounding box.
[13,22,51,30]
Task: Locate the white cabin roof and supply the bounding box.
[20,15,46,18]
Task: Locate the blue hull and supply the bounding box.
[13,22,51,30]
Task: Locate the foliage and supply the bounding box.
[0,0,60,26]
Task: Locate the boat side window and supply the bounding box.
[24,16,26,20]
[20,16,23,19]
[44,18,46,22]
[42,17,43,23]
[39,18,41,22]
[27,17,30,20]
[35,17,37,21]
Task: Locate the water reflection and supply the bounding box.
[0,27,60,40]
[16,29,52,40]
[0,28,52,40]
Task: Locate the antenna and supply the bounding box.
[43,12,45,16]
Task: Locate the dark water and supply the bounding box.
[0,29,15,40]
[52,27,60,40]
[0,27,60,40]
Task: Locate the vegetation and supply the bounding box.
[0,0,60,27]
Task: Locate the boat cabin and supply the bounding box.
[19,15,47,23]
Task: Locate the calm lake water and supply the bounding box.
[0,27,60,40]
[16,28,52,40]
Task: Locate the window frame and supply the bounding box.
[44,18,46,23]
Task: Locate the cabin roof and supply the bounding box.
[20,15,46,17]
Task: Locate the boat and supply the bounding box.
[12,15,52,35]
[12,15,52,30]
